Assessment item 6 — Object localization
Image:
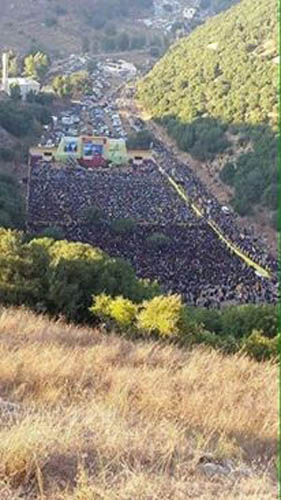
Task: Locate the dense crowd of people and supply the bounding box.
[72,223,276,307]
[28,161,196,226]
[27,152,278,308]
[154,139,277,273]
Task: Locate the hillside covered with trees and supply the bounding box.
[138,0,277,218]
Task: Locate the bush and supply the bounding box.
[54,6,67,16]
[26,91,55,107]
[117,32,130,51]
[109,296,139,326]
[126,130,153,150]
[10,84,21,101]
[219,162,236,185]
[101,37,116,53]
[186,326,239,354]
[44,17,58,28]
[0,147,15,162]
[52,71,92,98]
[111,218,136,234]
[0,100,52,138]
[0,174,25,229]
[90,293,112,320]
[146,232,171,250]
[83,206,104,225]
[220,304,277,339]
[0,230,159,322]
[137,294,183,337]
[36,227,65,240]
[162,117,229,161]
[104,23,117,37]
[270,211,278,231]
[91,294,138,327]
[149,47,161,58]
[186,306,223,335]
[242,330,278,361]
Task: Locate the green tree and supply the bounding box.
[36,227,65,240]
[52,75,72,97]
[126,130,153,149]
[146,232,171,249]
[111,218,136,234]
[117,33,130,51]
[83,206,104,225]
[82,36,90,53]
[8,51,19,77]
[24,52,50,81]
[241,330,278,361]
[137,294,184,337]
[220,304,277,339]
[9,83,21,101]
[91,294,138,327]
[108,296,138,326]
[130,34,146,50]
[105,23,117,37]
[44,17,58,28]
[102,37,116,53]
[0,174,25,229]
[219,162,236,185]
[69,71,92,95]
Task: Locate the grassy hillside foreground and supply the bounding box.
[0,308,277,499]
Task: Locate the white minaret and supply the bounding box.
[2,53,9,94]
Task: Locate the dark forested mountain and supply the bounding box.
[138,0,277,218]
[139,0,277,127]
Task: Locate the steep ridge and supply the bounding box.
[138,0,277,220]
[138,0,277,126]
[0,0,153,56]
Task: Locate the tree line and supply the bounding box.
[0,175,25,230]
[0,228,277,361]
[0,98,53,138]
[1,50,50,83]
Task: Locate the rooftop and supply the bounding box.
[7,77,40,86]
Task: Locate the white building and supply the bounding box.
[2,53,40,100]
[102,59,137,78]
[5,77,40,99]
[183,7,197,19]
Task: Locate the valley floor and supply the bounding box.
[0,308,277,499]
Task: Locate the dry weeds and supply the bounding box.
[0,307,277,499]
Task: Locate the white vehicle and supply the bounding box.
[221,206,231,215]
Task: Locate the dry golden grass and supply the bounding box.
[0,307,277,499]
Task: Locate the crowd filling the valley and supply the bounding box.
[27,140,277,309]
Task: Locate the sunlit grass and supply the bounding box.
[0,307,277,499]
